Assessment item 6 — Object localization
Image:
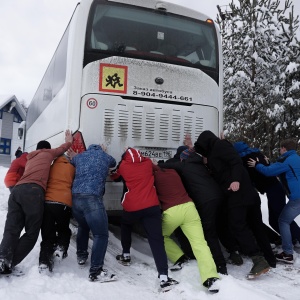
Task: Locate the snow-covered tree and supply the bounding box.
[217,0,300,159]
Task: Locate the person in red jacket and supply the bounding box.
[38,155,75,273]
[4,152,28,192]
[111,148,179,292]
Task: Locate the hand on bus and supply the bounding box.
[183,133,193,148]
[228,181,240,192]
[100,144,107,152]
[67,147,78,160]
[65,130,73,144]
[152,158,158,165]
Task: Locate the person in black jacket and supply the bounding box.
[233,141,300,245]
[159,151,228,275]
[194,130,273,279]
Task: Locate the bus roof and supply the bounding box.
[107,0,212,22]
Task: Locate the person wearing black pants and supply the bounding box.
[0,184,44,268]
[111,148,178,291]
[39,203,72,270]
[120,205,169,276]
[38,155,75,272]
[194,131,271,279]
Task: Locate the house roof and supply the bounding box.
[0,95,26,120]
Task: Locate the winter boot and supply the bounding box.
[54,246,67,262]
[116,254,131,266]
[203,277,220,293]
[170,254,189,271]
[217,265,228,275]
[228,251,243,266]
[0,259,11,274]
[39,259,54,273]
[247,255,270,279]
[159,275,179,292]
[0,259,5,273]
[89,267,107,281]
[275,251,294,264]
[77,256,88,266]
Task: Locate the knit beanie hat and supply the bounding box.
[36,140,51,150]
[15,149,23,158]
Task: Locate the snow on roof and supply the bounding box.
[0,94,26,120]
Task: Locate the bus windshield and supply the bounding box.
[85,1,218,71]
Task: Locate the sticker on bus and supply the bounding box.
[99,63,128,94]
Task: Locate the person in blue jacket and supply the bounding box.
[68,144,116,281]
[248,139,300,264]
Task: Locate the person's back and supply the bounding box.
[111,148,159,212]
[234,142,279,194]
[160,152,223,203]
[72,144,116,196]
[16,140,72,190]
[153,168,191,211]
[45,155,75,205]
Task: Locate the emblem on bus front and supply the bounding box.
[155,77,164,84]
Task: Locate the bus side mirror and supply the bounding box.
[18,128,24,139]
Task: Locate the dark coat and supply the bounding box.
[158,152,224,206]
[194,131,260,207]
[233,142,279,194]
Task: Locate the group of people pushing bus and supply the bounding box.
[1,129,300,294]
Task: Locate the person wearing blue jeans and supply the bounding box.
[278,201,300,258]
[72,194,108,274]
[68,144,116,280]
[249,138,300,264]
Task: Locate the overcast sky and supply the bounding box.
[0,0,299,106]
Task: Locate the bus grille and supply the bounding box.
[103,107,204,142]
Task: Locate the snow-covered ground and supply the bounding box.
[0,165,299,300]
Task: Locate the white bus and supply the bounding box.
[21,0,223,214]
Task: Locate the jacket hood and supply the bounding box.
[194,130,218,157]
[122,148,146,163]
[54,155,70,164]
[20,152,28,159]
[233,142,260,157]
[174,146,188,160]
[88,144,103,151]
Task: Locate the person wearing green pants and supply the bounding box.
[153,166,220,293]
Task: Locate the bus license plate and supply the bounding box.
[139,149,172,160]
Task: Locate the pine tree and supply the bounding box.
[217,0,300,159]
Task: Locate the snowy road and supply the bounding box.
[0,165,300,299]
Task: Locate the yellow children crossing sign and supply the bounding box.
[99,63,128,94]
